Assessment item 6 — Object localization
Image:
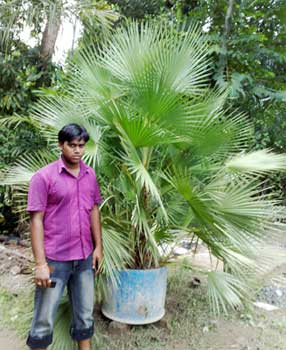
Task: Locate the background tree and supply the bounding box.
[1,2,285,347]
[4,21,286,314]
[0,0,117,235]
[107,0,286,201]
[0,0,63,234]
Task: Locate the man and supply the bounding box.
[26,123,102,350]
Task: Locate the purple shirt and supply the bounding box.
[27,157,102,261]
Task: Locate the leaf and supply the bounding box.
[225,150,286,174]
[208,271,249,314]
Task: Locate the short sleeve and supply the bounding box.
[94,174,102,205]
[27,173,48,212]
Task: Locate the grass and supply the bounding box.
[0,267,214,350]
[0,287,33,338]
[92,266,214,350]
[1,266,286,350]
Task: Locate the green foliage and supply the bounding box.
[204,1,286,143]
[0,37,62,235]
[0,46,58,114]
[171,0,286,202]
[0,0,72,42]
[216,1,286,204]
[107,0,164,19]
[0,44,57,165]
[112,0,286,177]
[4,21,286,315]
[0,2,286,347]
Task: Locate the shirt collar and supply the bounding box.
[58,156,90,175]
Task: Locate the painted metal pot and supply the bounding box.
[101,267,167,325]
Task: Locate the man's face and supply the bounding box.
[59,138,86,164]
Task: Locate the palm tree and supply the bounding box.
[3,20,286,319]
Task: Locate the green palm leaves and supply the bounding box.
[4,21,286,313]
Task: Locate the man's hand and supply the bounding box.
[34,264,51,288]
[92,247,103,274]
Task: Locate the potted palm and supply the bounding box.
[3,21,286,327]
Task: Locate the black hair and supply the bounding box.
[58,124,89,144]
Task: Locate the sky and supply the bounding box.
[53,15,82,64]
[20,12,82,65]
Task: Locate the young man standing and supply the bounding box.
[26,124,102,350]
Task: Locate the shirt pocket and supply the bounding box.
[48,181,70,204]
[81,190,95,211]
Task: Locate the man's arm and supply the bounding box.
[30,211,51,288]
[90,205,102,272]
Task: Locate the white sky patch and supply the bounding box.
[19,26,38,47]
[202,17,211,33]
[53,15,83,65]
[19,14,82,66]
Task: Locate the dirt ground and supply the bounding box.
[201,309,286,350]
[0,242,286,350]
[0,330,24,350]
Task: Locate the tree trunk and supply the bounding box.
[219,0,235,80]
[224,0,235,40]
[40,2,62,61]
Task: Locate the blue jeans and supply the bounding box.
[26,253,95,349]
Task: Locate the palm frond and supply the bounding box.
[96,225,133,300]
[131,196,160,268]
[2,151,58,217]
[82,124,103,168]
[32,96,89,128]
[225,150,286,174]
[189,110,253,159]
[114,101,188,148]
[69,22,214,137]
[0,114,42,129]
[52,296,74,350]
[3,17,286,316]
[67,51,123,113]
[207,271,250,314]
[115,120,167,220]
[78,0,119,31]
[163,167,214,225]
[164,165,286,287]
[31,97,105,168]
[3,150,57,185]
[99,21,211,94]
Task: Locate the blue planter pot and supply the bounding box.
[101,267,167,325]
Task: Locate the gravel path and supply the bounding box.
[257,286,286,308]
[256,265,286,308]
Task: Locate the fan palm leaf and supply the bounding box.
[3,150,58,185]
[3,20,286,315]
[97,225,133,295]
[226,149,286,174]
[208,271,250,315]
